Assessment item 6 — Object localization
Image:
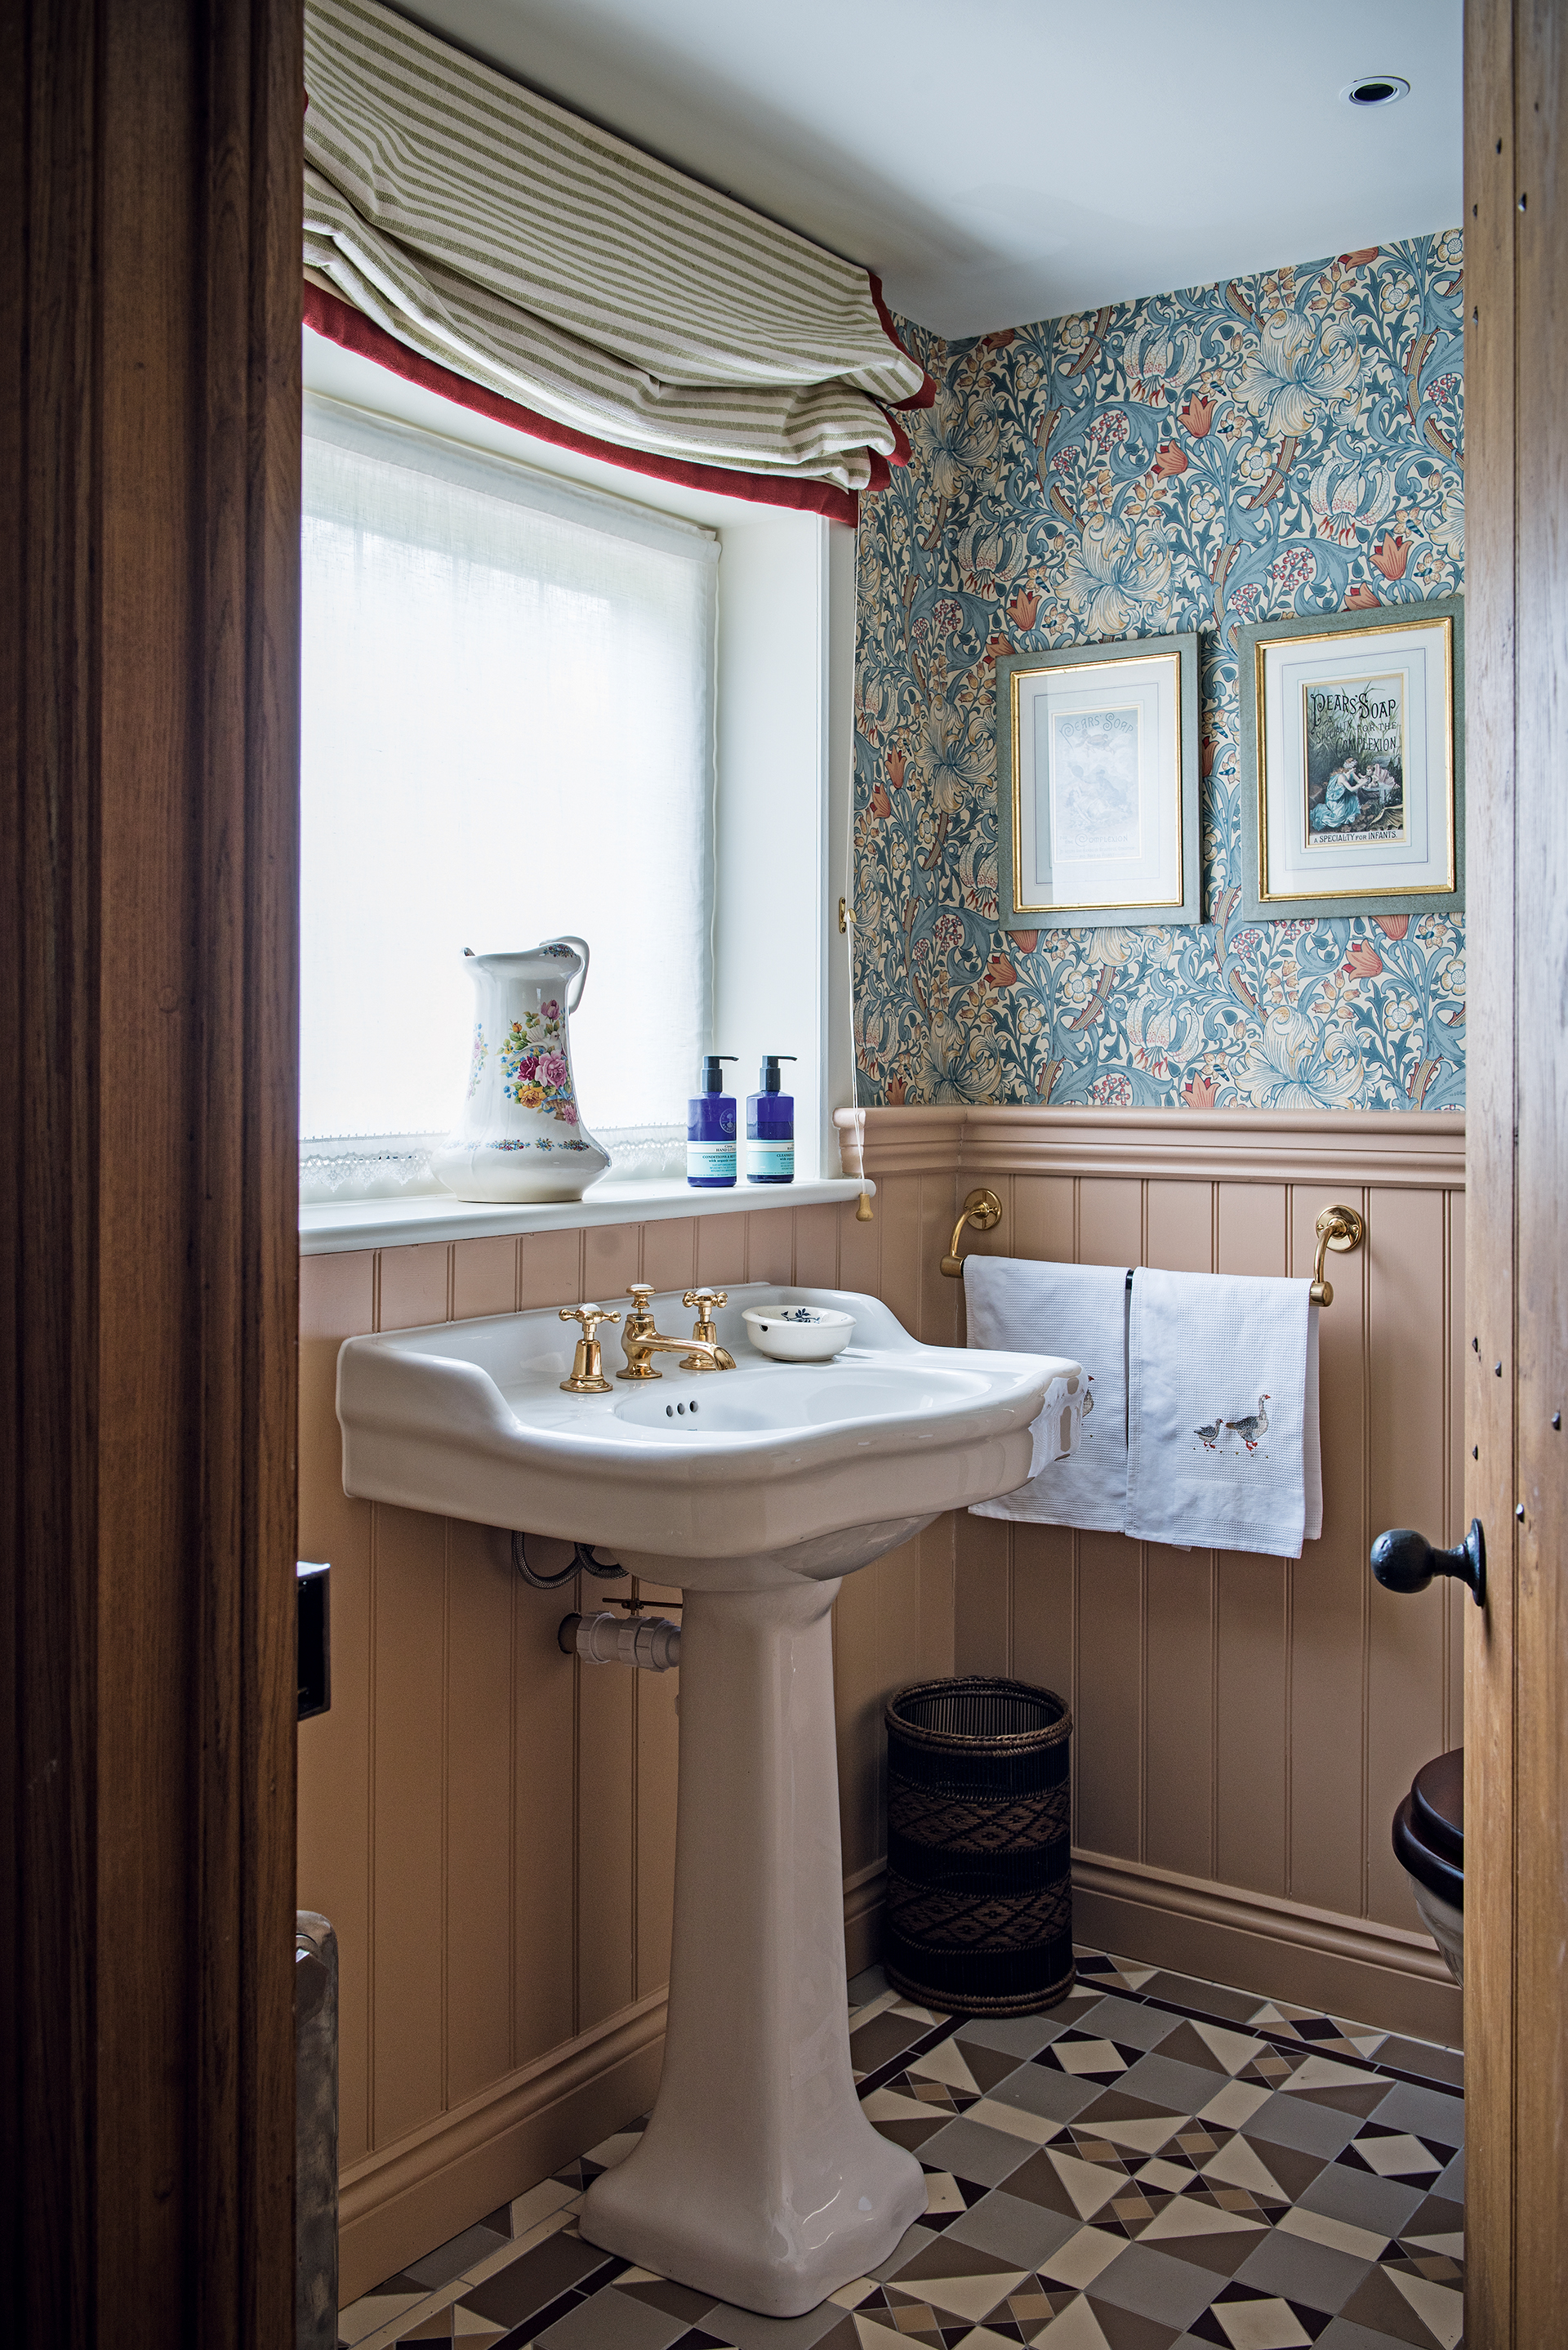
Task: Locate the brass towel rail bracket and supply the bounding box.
[1311,1203,1365,1306]
[941,1188,1003,1278]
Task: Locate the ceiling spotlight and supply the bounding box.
[1343,75,1410,107]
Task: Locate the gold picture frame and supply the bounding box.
[994,632,1200,932]
[1236,598,1463,921]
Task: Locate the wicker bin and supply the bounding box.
[883,1675,1073,2015]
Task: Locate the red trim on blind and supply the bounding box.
[868,274,936,410]
[303,282,866,525]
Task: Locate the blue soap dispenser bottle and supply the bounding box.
[746,1055,796,1184]
[688,1055,738,1187]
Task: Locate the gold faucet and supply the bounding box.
[617,1284,736,1380]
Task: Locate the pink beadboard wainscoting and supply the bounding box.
[301,1107,1463,2293]
[838,1106,1466,2054]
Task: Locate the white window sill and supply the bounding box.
[298,1175,873,1256]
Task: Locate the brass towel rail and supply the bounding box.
[1309,1202,1365,1305]
[938,1189,1365,1302]
[940,1188,1003,1277]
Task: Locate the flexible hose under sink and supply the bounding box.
[513,1530,626,1590]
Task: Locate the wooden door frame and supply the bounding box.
[2,2,304,2342]
[1464,0,1568,2337]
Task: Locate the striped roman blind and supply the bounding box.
[303,0,925,496]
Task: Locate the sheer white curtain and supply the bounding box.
[300,399,715,1189]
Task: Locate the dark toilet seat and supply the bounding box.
[1393,1746,1463,1909]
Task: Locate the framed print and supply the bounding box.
[1236,596,1463,921]
[996,632,1200,933]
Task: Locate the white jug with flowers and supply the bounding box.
[431,938,610,1203]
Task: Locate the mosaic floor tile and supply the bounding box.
[1072,1999,1184,2052]
[1040,2227,1129,2293]
[621,2276,729,2325]
[1243,2096,1364,2163]
[1310,2321,1437,2350]
[1275,2209,1389,2267]
[996,2065,1106,2127]
[1090,2241,1227,2332]
[532,2285,690,2348]
[339,2292,431,2345]
[909,2042,984,2095]
[958,2013,1073,2063]
[1041,2035,1147,2080]
[917,2114,1050,2185]
[946,2187,1082,2272]
[853,2013,944,2075]
[697,2296,850,2348]
[1232,2227,1372,2315]
[1333,2261,1459,2347]
[1187,2281,1330,2344]
[344,1946,1463,2350]
[1333,2131,1447,2183]
[1364,2085,1463,2149]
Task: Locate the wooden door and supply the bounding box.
[1463,2,1568,2337]
[1,2,303,2343]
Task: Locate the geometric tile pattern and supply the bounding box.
[339,1946,1463,2350]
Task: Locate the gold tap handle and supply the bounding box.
[559,1304,620,1341]
[558,1303,620,1394]
[624,1283,656,1318]
[683,1287,727,1344]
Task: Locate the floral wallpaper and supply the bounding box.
[852,230,1465,1111]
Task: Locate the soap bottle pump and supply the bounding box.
[746,1055,796,1184]
[687,1055,738,1188]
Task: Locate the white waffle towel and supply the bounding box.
[964,1256,1129,1531]
[1125,1269,1321,1559]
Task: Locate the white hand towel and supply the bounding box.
[1125,1269,1321,1559]
[964,1255,1129,1531]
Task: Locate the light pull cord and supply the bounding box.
[842,882,872,1221]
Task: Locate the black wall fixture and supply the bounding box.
[297,1562,332,1719]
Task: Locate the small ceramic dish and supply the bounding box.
[742,1304,856,1363]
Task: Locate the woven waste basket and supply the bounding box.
[884,1675,1073,2014]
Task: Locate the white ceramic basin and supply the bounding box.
[336,1285,1083,2318]
[336,1283,1080,1590]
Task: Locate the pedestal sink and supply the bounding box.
[337,1284,1082,2317]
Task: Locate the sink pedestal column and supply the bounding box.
[580,1576,925,2317]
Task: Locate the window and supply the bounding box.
[299,399,717,1196]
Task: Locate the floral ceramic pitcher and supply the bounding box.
[430,939,611,1203]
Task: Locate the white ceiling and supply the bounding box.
[400,0,1462,338]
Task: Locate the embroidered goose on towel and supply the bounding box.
[963,1257,1129,1532]
[1124,1268,1321,1560]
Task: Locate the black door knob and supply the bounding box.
[1370,1519,1486,1608]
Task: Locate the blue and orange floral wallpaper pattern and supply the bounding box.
[852,230,1465,1111]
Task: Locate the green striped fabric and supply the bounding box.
[303,0,922,490]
